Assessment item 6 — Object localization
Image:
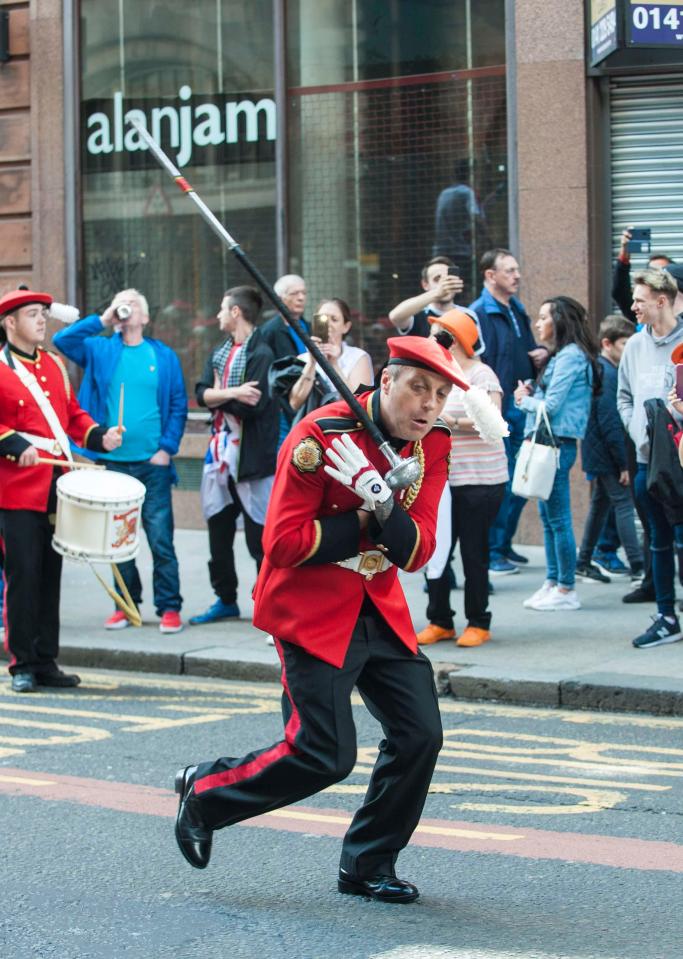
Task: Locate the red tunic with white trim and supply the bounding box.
[0,346,101,511]
[252,390,451,667]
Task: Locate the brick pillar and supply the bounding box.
[509,0,592,545]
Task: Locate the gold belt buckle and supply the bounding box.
[358,551,383,580]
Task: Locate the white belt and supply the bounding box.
[18,432,64,456]
[335,550,393,580]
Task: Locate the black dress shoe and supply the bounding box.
[174,766,213,869]
[338,872,419,904]
[35,669,81,688]
[11,672,37,693]
[622,585,656,604]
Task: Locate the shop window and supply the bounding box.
[286,0,507,364]
[80,0,276,405]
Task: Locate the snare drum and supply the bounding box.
[53,469,146,564]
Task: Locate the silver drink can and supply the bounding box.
[115,304,132,320]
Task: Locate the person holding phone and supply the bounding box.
[388,257,464,337]
[289,298,373,412]
[611,226,673,323]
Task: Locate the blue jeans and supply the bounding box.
[633,464,683,617]
[489,400,528,560]
[538,441,578,590]
[101,460,183,615]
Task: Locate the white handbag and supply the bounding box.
[511,402,559,501]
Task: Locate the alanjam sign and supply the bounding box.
[82,85,276,173]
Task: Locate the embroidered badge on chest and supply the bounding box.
[292,436,323,473]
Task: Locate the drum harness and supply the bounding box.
[0,344,74,463]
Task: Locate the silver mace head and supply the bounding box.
[379,442,421,490]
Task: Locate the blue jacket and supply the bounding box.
[53,315,187,456]
[581,355,627,475]
[469,287,537,397]
[519,343,594,440]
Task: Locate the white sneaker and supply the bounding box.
[523,582,555,609]
[531,586,581,611]
[265,634,275,646]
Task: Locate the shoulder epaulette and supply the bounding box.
[431,417,452,436]
[45,349,72,399]
[315,415,365,435]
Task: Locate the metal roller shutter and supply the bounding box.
[611,74,683,267]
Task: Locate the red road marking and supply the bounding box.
[1,767,681,874]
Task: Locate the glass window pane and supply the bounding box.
[286,1,507,364]
[80,0,275,404]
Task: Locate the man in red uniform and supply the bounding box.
[0,289,122,693]
[174,335,469,904]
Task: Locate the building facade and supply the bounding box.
[1,0,682,535]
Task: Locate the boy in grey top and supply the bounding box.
[617,268,683,649]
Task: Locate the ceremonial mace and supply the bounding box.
[127,118,420,491]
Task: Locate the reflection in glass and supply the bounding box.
[286,0,507,363]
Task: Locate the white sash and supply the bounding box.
[0,346,74,463]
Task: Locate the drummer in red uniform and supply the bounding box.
[0,289,122,693]
[174,335,470,904]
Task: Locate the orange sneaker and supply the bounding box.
[456,626,491,647]
[104,610,130,630]
[160,610,183,634]
[417,624,456,645]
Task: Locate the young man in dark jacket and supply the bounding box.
[189,286,278,625]
[577,315,643,582]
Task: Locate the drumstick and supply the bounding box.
[117,383,125,434]
[37,458,106,470]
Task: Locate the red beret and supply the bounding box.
[0,289,53,318]
[387,335,469,391]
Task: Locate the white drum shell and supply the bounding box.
[53,469,146,564]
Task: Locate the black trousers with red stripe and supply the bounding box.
[190,605,443,880]
[0,506,62,675]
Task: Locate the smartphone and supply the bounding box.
[447,266,460,278]
[676,364,683,401]
[627,227,651,254]
[311,313,330,343]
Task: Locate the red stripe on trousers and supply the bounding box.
[194,637,301,795]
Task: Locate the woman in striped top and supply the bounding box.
[418,308,509,648]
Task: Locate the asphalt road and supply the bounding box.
[1,669,682,959]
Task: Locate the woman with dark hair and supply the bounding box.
[289,298,373,412]
[514,296,599,611]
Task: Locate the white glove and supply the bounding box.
[324,434,393,511]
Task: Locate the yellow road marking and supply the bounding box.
[0,774,55,786]
[444,727,683,759]
[351,758,670,792]
[266,807,524,841]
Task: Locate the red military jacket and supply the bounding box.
[252,390,451,667]
[0,345,100,511]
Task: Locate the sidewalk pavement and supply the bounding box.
[11,529,683,715]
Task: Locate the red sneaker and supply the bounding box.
[160,611,183,634]
[104,610,130,630]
